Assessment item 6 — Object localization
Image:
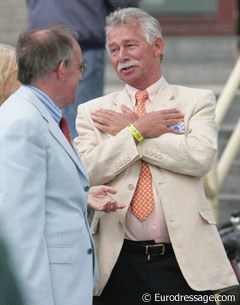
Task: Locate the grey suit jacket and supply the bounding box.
[0,86,98,305]
[74,78,238,295]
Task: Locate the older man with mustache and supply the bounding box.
[74,7,238,305]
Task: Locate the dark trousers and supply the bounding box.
[93,239,216,305]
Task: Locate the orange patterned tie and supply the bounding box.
[131,90,154,221]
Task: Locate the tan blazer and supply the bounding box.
[74,78,238,295]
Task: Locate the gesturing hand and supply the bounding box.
[91,105,137,135]
[88,185,125,213]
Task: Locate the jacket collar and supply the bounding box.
[112,77,174,111]
[151,77,175,110]
[16,87,88,180]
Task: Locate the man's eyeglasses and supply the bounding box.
[74,63,87,75]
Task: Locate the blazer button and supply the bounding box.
[84,186,89,192]
[128,184,134,190]
[87,248,93,255]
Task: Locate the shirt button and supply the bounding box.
[87,248,93,255]
[128,184,134,190]
[84,186,89,192]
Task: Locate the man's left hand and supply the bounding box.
[88,185,125,212]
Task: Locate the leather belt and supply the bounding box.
[122,239,173,256]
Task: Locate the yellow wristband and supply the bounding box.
[127,124,144,142]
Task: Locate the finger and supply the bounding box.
[161,112,184,119]
[103,186,117,195]
[98,108,118,114]
[93,121,106,129]
[159,108,181,114]
[91,111,115,122]
[165,119,184,125]
[110,203,118,212]
[93,109,119,117]
[103,202,125,212]
[157,111,184,119]
[91,114,110,124]
[93,122,110,132]
[106,201,116,212]
[116,204,126,209]
[121,104,134,113]
[110,202,125,211]
[102,203,111,213]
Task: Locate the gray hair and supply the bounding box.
[105,7,162,52]
[16,25,78,84]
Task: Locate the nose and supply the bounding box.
[118,47,130,61]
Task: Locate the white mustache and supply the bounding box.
[117,60,140,71]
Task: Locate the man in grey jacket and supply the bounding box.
[27,0,140,138]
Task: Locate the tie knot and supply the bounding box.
[135,90,148,104]
[59,117,72,145]
[135,90,148,116]
[60,116,67,127]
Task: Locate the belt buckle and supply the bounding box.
[145,244,165,255]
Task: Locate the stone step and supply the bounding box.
[212,90,240,222]
[217,91,240,125]
[219,194,240,223]
[163,36,237,62]
[219,160,240,194]
[218,128,240,159]
[217,90,240,192]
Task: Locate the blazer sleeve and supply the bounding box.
[74,104,140,186]
[0,118,55,305]
[139,90,219,177]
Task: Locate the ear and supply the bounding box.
[55,61,66,81]
[153,36,164,58]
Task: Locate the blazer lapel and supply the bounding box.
[152,78,175,111]
[17,87,88,180]
[111,80,175,112]
[47,118,89,180]
[112,88,133,111]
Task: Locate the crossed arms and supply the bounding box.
[74,89,218,186]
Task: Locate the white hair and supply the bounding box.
[105,7,162,52]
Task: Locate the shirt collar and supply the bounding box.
[125,77,164,106]
[24,85,62,124]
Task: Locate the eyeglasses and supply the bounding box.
[74,62,87,75]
